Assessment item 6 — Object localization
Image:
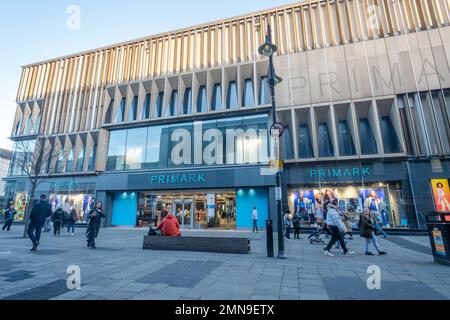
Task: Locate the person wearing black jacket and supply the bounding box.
[52,205,65,236]
[28,194,53,251]
[86,201,106,249]
[2,203,17,232]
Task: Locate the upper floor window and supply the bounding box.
[76,145,85,172]
[115,98,126,123]
[55,148,65,173]
[183,88,192,115]
[338,120,356,156]
[359,118,378,155]
[24,117,32,135]
[34,112,41,134]
[227,81,238,109]
[317,122,334,157]
[197,86,207,113]
[380,116,402,154]
[105,99,114,124]
[167,90,178,117]
[211,84,222,111]
[15,117,22,136]
[243,78,255,107]
[298,124,314,158]
[128,96,138,121]
[88,143,97,171]
[141,94,151,120]
[154,92,164,119]
[259,76,270,105]
[66,147,75,173]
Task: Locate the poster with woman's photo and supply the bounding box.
[431,179,450,213]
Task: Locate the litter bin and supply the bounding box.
[426,212,450,266]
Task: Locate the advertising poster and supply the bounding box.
[14,193,27,222]
[207,193,216,219]
[432,230,447,256]
[431,179,450,213]
[359,189,386,211]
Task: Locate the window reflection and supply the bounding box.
[359,118,378,155]
[243,78,255,107]
[338,120,356,156]
[106,131,127,171]
[259,76,270,105]
[380,116,402,154]
[211,84,222,111]
[154,92,164,119]
[317,122,334,157]
[168,90,178,117]
[227,81,238,109]
[125,127,147,170]
[115,98,126,123]
[183,88,192,115]
[197,85,207,113]
[298,124,313,158]
[77,145,85,172]
[128,96,138,121]
[141,94,151,120]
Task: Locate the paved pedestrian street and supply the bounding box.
[0,226,449,301]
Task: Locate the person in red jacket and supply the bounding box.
[156,213,181,237]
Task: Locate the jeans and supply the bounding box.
[365,233,382,252]
[87,226,96,247]
[325,226,349,253]
[309,214,316,225]
[285,226,292,239]
[253,220,258,232]
[27,222,44,245]
[2,219,13,231]
[374,223,388,238]
[67,223,75,234]
[53,221,61,236]
[294,227,300,239]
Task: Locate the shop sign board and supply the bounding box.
[310,167,371,179]
[150,173,206,186]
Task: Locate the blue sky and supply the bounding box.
[0,0,291,149]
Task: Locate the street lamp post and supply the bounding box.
[259,24,286,259]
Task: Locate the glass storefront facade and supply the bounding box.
[106,114,269,171]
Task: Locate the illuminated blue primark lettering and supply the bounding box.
[150,173,207,185]
[310,167,371,178]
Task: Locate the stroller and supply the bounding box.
[308,224,328,245]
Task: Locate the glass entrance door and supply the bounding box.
[173,199,194,229]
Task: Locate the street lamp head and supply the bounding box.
[274,75,283,85]
[258,41,278,57]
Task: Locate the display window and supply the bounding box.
[137,190,236,230]
[49,193,95,223]
[288,182,408,229]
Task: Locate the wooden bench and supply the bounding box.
[143,236,250,254]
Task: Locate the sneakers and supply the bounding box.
[379,251,388,256]
[324,250,335,257]
[366,251,375,256]
[344,251,355,256]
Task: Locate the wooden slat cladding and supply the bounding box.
[14,0,450,134]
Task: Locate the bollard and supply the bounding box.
[266,219,274,258]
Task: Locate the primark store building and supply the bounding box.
[5,0,450,231]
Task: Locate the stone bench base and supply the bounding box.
[143,236,250,254]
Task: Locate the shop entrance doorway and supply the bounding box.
[173,199,194,229]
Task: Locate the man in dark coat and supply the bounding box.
[2,203,17,232]
[28,194,53,251]
[86,202,106,249]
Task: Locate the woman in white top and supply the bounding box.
[437,183,450,212]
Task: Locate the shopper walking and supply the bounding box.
[284,210,293,240]
[252,207,258,233]
[67,208,78,236]
[293,211,301,239]
[323,199,355,257]
[360,209,388,256]
[343,211,354,240]
[86,202,106,249]
[52,204,64,236]
[28,194,53,251]
[2,203,17,232]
